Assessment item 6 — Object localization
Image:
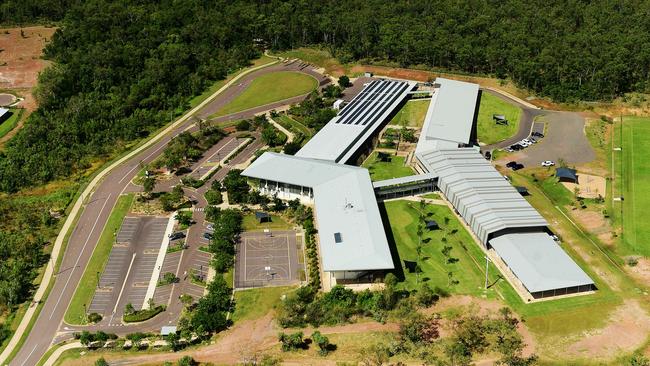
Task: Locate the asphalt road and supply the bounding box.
[11,60,321,366]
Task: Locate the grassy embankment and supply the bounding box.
[476,92,522,145]
[64,194,134,325]
[209,71,318,118]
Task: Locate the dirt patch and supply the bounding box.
[0,26,55,89]
[567,300,650,359]
[570,208,614,245]
[561,173,606,199]
[625,258,650,287]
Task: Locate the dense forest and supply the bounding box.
[2,0,650,192]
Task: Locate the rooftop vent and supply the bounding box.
[334,232,343,243]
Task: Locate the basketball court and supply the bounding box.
[234,230,303,289]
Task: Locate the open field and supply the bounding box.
[188,55,276,108]
[275,114,313,139]
[388,99,430,127]
[210,71,318,118]
[242,212,292,232]
[64,194,134,325]
[232,286,296,322]
[361,151,414,181]
[275,48,350,76]
[477,92,522,145]
[0,108,22,139]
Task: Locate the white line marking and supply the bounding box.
[118,142,167,184]
[112,253,137,315]
[19,345,38,366]
[50,193,112,320]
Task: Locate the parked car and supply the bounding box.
[506,161,518,168]
[203,232,213,240]
[206,223,214,231]
[541,160,555,167]
[519,141,531,147]
[512,163,524,171]
[168,232,185,240]
[484,151,492,160]
[505,147,514,153]
[511,144,523,151]
[551,234,560,242]
[532,132,545,138]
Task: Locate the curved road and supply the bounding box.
[10,61,325,366]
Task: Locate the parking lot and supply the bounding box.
[190,136,244,180]
[89,216,170,323]
[234,230,302,289]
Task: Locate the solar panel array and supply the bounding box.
[336,80,410,126]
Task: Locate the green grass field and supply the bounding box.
[275,114,313,138]
[242,212,292,231]
[0,108,23,139]
[620,116,650,256]
[361,151,414,181]
[232,286,296,322]
[209,71,318,118]
[64,194,134,325]
[384,200,488,294]
[188,55,276,108]
[477,92,521,145]
[389,99,430,128]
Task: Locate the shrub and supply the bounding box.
[278,331,305,351]
[205,189,223,205]
[312,331,333,356]
[123,305,165,323]
[87,312,102,323]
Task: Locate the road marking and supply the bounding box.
[112,252,137,316]
[118,142,167,184]
[19,345,38,366]
[50,194,112,320]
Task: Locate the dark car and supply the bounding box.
[532,132,545,138]
[511,144,523,151]
[506,161,518,168]
[484,151,491,160]
[512,163,525,171]
[203,232,213,240]
[168,232,185,240]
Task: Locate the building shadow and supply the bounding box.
[377,201,406,281]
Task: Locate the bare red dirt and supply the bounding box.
[0,26,55,90]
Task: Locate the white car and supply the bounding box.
[519,141,531,147]
[541,160,555,167]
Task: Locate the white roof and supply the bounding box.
[489,233,594,293]
[416,78,479,154]
[416,148,547,244]
[0,108,8,118]
[297,79,416,163]
[243,152,394,272]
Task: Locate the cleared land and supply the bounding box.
[275,48,349,76]
[362,151,414,181]
[0,109,23,139]
[64,194,134,325]
[477,92,522,145]
[389,99,430,127]
[620,116,650,256]
[209,71,318,118]
[232,286,296,322]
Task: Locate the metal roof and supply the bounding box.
[0,108,8,118]
[242,152,394,272]
[416,148,547,244]
[297,79,416,163]
[489,233,594,293]
[372,172,437,189]
[556,167,578,180]
[416,78,479,153]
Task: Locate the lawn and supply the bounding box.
[232,286,296,322]
[476,92,522,145]
[209,71,318,118]
[275,114,313,139]
[383,200,488,295]
[242,212,292,231]
[389,99,430,128]
[620,116,650,256]
[188,55,276,108]
[361,151,414,181]
[64,194,134,325]
[0,108,23,139]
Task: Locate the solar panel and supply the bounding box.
[336,80,407,126]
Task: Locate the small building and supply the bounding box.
[0,108,9,123]
[255,211,272,223]
[161,326,177,336]
[556,167,578,183]
[493,114,508,125]
[333,99,345,111]
[425,220,439,230]
[364,72,373,77]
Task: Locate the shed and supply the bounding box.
[161,326,177,336]
[556,167,578,183]
[514,186,529,196]
[255,211,272,223]
[425,220,439,230]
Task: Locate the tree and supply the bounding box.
[177,356,196,366]
[125,303,135,315]
[95,358,109,366]
[143,176,156,195]
[222,170,250,203]
[278,331,305,351]
[79,331,94,347]
[283,141,301,155]
[338,75,351,88]
[236,119,251,131]
[205,189,223,205]
[415,282,438,307]
[311,331,332,356]
[126,332,145,349]
[166,331,181,351]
